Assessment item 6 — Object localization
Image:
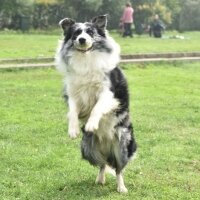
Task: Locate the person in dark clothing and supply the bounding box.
[149,14,165,38]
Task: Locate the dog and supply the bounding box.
[55,15,137,193]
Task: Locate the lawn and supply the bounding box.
[0,31,200,59]
[0,62,200,199]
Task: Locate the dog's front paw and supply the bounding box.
[85,116,99,132]
[68,131,79,139]
[68,125,79,139]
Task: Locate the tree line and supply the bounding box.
[0,0,199,32]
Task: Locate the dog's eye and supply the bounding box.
[86,28,94,36]
[74,29,82,36]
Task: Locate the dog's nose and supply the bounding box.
[79,38,86,44]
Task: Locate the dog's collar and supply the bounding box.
[76,46,93,53]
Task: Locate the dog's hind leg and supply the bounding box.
[95,165,106,185]
[116,172,128,193]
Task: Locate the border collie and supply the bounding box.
[55,15,137,193]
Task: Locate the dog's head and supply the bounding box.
[59,15,109,53]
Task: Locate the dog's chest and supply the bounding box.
[65,52,111,119]
[67,72,106,119]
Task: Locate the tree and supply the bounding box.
[1,0,199,31]
[98,0,127,29]
[61,0,103,21]
[61,0,126,29]
[179,0,200,31]
[0,0,33,29]
[160,0,181,29]
[131,0,171,34]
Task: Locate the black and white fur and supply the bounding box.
[55,15,137,193]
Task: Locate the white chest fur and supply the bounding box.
[64,52,110,119]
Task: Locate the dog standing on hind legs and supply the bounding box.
[55,15,137,193]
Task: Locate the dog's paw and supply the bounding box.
[85,116,99,132]
[68,127,79,139]
[117,185,128,193]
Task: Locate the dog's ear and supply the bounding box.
[92,15,107,30]
[59,18,75,32]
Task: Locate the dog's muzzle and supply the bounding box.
[74,37,93,53]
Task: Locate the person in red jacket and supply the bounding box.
[121,2,134,37]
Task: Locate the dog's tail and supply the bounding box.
[105,165,116,177]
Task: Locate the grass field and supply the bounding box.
[0,31,200,59]
[0,62,200,199]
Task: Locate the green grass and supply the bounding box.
[0,34,58,59]
[0,62,200,199]
[0,31,200,59]
[113,31,200,54]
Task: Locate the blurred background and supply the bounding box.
[0,0,200,33]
